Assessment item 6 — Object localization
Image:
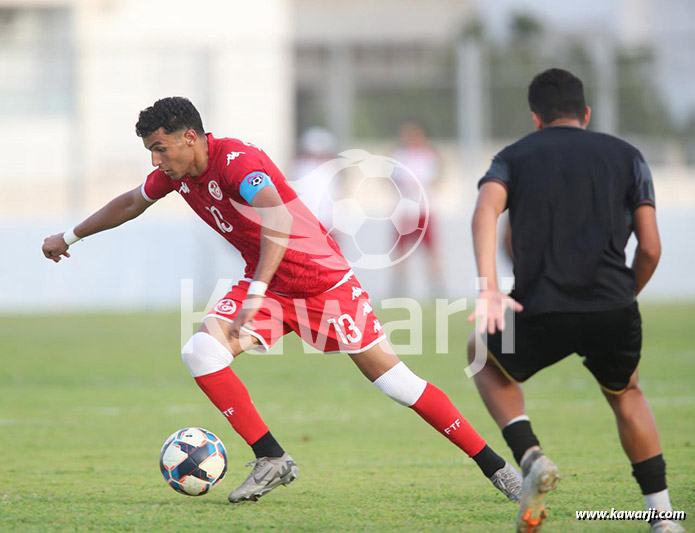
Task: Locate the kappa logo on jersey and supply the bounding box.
[362,302,373,316]
[351,286,364,300]
[208,180,223,200]
[242,140,262,151]
[179,182,190,194]
[226,151,245,165]
[214,299,237,315]
[373,319,382,333]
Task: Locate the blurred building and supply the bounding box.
[0,0,293,216]
[294,0,473,148]
[2,0,691,213]
[0,0,692,310]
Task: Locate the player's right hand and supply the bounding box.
[467,289,523,335]
[42,233,71,263]
[229,296,264,339]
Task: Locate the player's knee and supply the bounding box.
[181,332,233,378]
[372,361,427,407]
[603,371,641,404]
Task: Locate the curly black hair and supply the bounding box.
[135,97,205,138]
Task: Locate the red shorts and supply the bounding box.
[205,272,386,354]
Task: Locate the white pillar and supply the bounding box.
[326,43,354,150]
[591,39,617,135]
[456,39,484,178]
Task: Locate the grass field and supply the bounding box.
[1,303,693,532]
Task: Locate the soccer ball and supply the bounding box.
[159,427,228,496]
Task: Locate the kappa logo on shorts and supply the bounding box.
[208,180,223,201]
[214,299,237,315]
[351,286,364,300]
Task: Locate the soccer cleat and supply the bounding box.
[516,451,560,532]
[489,462,523,502]
[228,453,299,503]
[650,519,685,532]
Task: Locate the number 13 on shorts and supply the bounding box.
[327,314,363,344]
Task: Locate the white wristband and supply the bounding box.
[63,227,82,246]
[247,281,268,297]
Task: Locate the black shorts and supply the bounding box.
[485,302,642,393]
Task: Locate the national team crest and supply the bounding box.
[208,180,223,201]
[214,299,237,314]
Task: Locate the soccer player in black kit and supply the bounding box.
[467,69,683,533]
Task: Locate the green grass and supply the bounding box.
[1,303,693,532]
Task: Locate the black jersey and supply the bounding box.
[479,126,655,316]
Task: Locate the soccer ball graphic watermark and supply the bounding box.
[294,149,429,270]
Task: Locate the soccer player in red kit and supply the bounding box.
[42,97,521,503]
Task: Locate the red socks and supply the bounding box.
[410,383,487,457]
[194,367,269,445]
[196,368,487,459]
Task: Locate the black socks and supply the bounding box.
[472,444,507,477]
[251,431,285,459]
[632,454,667,495]
[502,419,541,465]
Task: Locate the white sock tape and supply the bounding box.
[373,361,428,407]
[504,414,530,427]
[645,489,672,514]
[181,332,233,377]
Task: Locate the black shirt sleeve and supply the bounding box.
[478,153,511,192]
[629,152,656,210]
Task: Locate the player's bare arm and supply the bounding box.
[228,186,293,339]
[631,205,661,296]
[42,186,153,263]
[251,186,294,284]
[468,181,522,333]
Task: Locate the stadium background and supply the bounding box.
[0,0,693,311]
[0,2,693,531]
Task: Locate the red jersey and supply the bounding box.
[141,134,350,297]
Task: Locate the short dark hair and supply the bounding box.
[527,68,586,124]
[135,97,205,138]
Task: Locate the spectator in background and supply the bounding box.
[391,121,444,297]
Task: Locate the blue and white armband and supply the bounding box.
[240,171,275,204]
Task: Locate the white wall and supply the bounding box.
[76,0,292,173]
[7,203,693,313]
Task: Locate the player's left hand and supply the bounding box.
[229,296,264,339]
[467,289,523,335]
